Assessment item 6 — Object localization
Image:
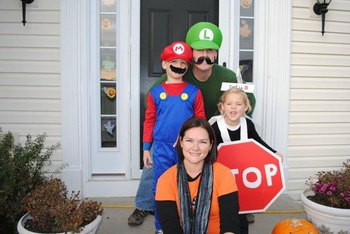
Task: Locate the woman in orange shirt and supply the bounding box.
[156,117,240,234]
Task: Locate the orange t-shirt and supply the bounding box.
[156,162,238,234]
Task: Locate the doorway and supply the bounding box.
[139,0,219,168]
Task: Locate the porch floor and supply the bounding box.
[92,194,306,234]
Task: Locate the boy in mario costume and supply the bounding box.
[142,41,206,234]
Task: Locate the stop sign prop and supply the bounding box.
[217,139,286,214]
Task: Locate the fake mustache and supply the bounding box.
[193,56,215,65]
[170,65,187,74]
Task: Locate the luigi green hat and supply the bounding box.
[186,22,223,50]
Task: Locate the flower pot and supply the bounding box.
[301,189,350,233]
[17,213,103,234]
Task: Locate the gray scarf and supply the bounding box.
[177,161,213,234]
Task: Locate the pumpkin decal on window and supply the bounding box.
[271,218,318,234]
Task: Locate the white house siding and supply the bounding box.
[2,0,350,199]
[288,0,350,200]
[0,1,62,171]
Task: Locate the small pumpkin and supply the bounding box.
[271,218,318,234]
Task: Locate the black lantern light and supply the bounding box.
[313,0,332,36]
[21,0,35,26]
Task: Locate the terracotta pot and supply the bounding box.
[17,213,102,234]
[301,189,350,233]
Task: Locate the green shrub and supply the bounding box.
[0,132,59,233]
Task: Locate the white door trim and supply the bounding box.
[61,0,292,196]
[219,0,291,186]
[130,0,142,179]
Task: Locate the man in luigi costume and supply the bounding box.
[128,22,256,233]
[154,21,256,118]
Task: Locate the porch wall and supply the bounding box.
[288,0,350,200]
[0,0,62,171]
[1,0,350,199]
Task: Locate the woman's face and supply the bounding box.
[180,127,212,165]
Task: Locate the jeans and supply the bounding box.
[135,166,154,211]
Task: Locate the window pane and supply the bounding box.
[101,117,117,147]
[240,0,254,17]
[239,51,253,82]
[100,48,116,81]
[239,18,254,50]
[101,14,116,47]
[101,83,116,115]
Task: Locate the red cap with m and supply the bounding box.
[160,41,192,63]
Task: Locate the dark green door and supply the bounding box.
[139,0,219,167]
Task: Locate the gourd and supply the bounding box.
[271,218,318,234]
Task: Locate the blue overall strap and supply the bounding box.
[150,84,167,105]
[181,83,198,101]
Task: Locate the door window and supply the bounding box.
[89,0,126,174]
[100,1,117,148]
[239,0,254,82]
[219,0,255,83]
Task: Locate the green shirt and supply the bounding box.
[149,63,256,119]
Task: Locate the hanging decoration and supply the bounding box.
[102,87,116,100]
[101,56,116,80]
[241,0,252,8]
[102,57,115,71]
[240,20,252,38]
[101,18,112,30]
[102,0,115,7]
[104,121,116,136]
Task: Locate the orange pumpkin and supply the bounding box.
[271,218,318,234]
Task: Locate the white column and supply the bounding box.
[264,0,292,189]
[60,0,89,196]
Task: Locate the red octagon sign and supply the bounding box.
[217,139,286,214]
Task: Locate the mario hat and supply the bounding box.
[160,41,193,63]
[186,22,223,50]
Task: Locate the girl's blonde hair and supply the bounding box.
[217,87,252,115]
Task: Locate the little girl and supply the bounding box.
[209,87,283,234]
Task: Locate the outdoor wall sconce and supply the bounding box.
[21,0,35,26]
[313,0,332,36]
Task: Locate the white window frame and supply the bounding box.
[130,0,142,179]
[89,0,129,174]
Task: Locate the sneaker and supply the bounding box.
[127,208,149,226]
[246,213,255,223]
[155,230,163,234]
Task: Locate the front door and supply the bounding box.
[139,0,218,168]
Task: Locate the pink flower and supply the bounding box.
[306,160,350,209]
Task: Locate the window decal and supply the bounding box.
[240,20,252,38]
[102,0,115,7]
[241,0,252,9]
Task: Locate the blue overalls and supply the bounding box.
[150,83,199,231]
